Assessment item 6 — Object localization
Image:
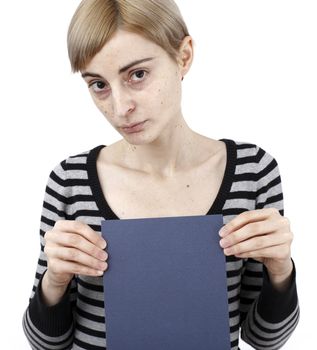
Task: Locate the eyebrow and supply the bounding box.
[81,57,155,79]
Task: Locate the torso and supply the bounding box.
[96,137,227,219]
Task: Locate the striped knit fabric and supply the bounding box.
[22,138,299,350]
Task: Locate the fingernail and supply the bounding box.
[99,262,107,270]
[101,240,107,250]
[99,250,107,260]
[219,239,228,248]
[224,248,232,256]
[219,226,228,237]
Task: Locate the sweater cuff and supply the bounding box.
[28,272,73,337]
[257,258,298,323]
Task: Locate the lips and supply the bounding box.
[121,121,144,129]
[120,120,147,134]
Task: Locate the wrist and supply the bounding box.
[266,258,294,292]
[41,272,69,306]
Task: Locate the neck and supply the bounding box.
[120,115,202,178]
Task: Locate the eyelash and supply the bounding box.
[88,69,148,94]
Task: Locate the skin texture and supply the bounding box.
[82,29,196,177]
[43,220,108,305]
[219,208,294,292]
[42,29,294,306]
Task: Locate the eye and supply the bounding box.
[89,80,108,93]
[130,70,147,82]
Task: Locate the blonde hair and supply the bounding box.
[67,0,190,72]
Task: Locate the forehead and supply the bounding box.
[84,29,167,73]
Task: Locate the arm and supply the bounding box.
[240,147,299,349]
[239,258,299,349]
[220,146,299,349]
[22,160,76,350]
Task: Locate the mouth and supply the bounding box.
[120,120,147,134]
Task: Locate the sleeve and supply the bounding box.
[22,160,77,350]
[239,146,300,349]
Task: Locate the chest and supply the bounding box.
[96,153,227,219]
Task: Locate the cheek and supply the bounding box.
[154,76,181,111]
[148,73,181,108]
[91,96,112,119]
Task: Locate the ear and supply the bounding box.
[176,35,194,79]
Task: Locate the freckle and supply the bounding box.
[186,184,190,188]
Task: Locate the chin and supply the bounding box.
[121,131,160,147]
[122,136,152,146]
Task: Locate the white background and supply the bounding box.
[1,1,316,349]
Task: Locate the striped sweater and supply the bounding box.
[22,138,299,350]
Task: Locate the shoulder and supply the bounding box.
[224,138,279,165]
[225,139,283,203]
[49,144,105,179]
[222,138,281,186]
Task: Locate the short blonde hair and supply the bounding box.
[67,0,190,72]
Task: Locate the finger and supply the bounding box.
[49,259,107,277]
[45,245,108,272]
[234,244,291,260]
[48,232,108,261]
[219,208,280,237]
[54,220,107,249]
[223,232,292,257]
[219,219,281,248]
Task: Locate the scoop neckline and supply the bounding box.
[87,138,237,221]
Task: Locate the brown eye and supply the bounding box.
[96,81,106,89]
[90,80,108,93]
[130,70,147,82]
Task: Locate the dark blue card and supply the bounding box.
[101,215,230,349]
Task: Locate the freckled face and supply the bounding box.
[81,29,183,145]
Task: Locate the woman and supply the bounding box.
[22,0,299,349]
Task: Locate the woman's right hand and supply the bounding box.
[42,220,108,305]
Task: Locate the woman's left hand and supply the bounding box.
[219,208,294,283]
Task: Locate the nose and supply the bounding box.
[111,86,135,118]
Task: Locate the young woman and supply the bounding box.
[22,0,299,349]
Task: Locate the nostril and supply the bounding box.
[128,105,135,113]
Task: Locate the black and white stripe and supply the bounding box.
[22,139,299,350]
